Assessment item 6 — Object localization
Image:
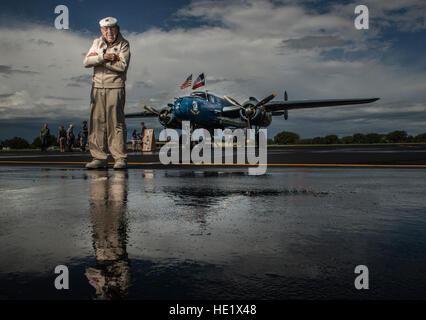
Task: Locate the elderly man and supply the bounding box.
[83,17,131,169]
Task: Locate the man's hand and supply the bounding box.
[87,52,98,57]
[103,53,120,62]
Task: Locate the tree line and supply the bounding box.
[0,135,66,150]
[270,130,426,145]
[2,130,426,149]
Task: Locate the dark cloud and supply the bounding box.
[0,65,39,75]
[0,93,15,98]
[135,80,154,88]
[0,117,89,141]
[29,38,54,46]
[207,77,249,85]
[278,35,346,51]
[45,95,84,101]
[67,74,92,87]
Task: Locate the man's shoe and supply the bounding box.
[85,159,107,169]
[113,159,127,169]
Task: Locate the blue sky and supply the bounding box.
[0,0,425,141]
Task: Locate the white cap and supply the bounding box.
[99,17,118,28]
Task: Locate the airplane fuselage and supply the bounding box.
[173,96,222,128]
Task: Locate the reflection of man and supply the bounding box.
[83,17,131,169]
[85,171,130,299]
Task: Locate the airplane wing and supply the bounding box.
[221,106,241,117]
[125,104,162,118]
[125,111,158,118]
[265,97,379,113]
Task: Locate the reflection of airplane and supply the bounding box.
[125,91,379,131]
[85,171,130,300]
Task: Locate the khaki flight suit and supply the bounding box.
[83,33,131,161]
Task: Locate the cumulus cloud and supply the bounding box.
[0,0,426,140]
[278,35,346,51]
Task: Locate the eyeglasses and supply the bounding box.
[101,27,117,32]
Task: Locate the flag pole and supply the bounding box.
[204,73,208,100]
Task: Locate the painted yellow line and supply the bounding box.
[174,163,426,168]
[0,161,425,168]
[0,161,159,165]
[0,161,88,164]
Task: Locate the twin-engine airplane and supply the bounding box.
[125,90,379,132]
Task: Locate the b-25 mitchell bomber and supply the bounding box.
[125,90,379,133]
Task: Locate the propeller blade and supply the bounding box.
[223,95,242,107]
[255,93,276,108]
[142,104,160,115]
[284,91,288,101]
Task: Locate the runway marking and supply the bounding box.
[0,161,159,165]
[0,161,426,168]
[175,163,426,167]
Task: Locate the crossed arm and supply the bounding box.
[83,40,130,72]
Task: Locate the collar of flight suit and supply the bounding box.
[101,33,124,49]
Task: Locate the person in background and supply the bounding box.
[140,122,146,139]
[79,120,89,152]
[66,124,75,152]
[57,125,67,152]
[40,123,50,152]
[131,129,138,152]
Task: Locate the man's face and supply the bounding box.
[101,26,118,43]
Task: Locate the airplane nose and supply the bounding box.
[180,98,190,114]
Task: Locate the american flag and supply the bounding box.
[180,74,192,89]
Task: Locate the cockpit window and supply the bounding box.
[208,95,216,104]
[190,92,207,100]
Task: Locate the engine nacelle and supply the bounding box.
[159,108,181,129]
[239,101,272,127]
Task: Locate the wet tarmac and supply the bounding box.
[1,165,426,299]
[1,144,426,168]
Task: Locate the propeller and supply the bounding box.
[255,93,276,108]
[159,109,173,126]
[223,95,242,107]
[223,93,276,128]
[142,104,160,115]
[284,91,288,120]
[142,104,174,127]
